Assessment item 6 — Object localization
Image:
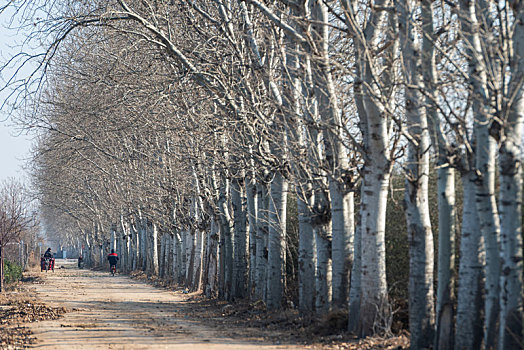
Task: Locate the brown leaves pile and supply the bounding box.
[169,292,410,349]
[0,325,33,350]
[0,296,66,349]
[1,300,66,325]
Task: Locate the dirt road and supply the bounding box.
[27,260,306,349]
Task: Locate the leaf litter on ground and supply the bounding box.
[129,272,409,349]
[0,281,66,349]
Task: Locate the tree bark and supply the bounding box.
[309,0,352,310]
[151,222,159,276]
[498,5,524,343]
[419,1,457,344]
[398,1,435,346]
[314,215,332,314]
[246,175,257,295]
[266,171,288,310]
[255,180,268,300]
[348,209,362,334]
[434,166,456,350]
[218,177,234,299]
[232,177,248,299]
[359,163,390,336]
[297,186,315,313]
[342,0,391,335]
[192,229,203,291]
[205,216,219,297]
[458,1,502,346]
[455,173,483,350]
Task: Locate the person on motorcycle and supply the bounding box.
[42,248,55,271]
[107,249,119,272]
[44,248,53,258]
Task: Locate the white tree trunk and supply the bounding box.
[119,216,129,273]
[85,231,93,267]
[341,0,391,335]
[232,177,248,298]
[398,2,435,346]
[266,171,288,310]
[498,7,524,345]
[360,165,389,335]
[475,135,500,349]
[111,226,116,252]
[297,187,315,313]
[330,184,352,309]
[246,176,257,294]
[186,229,195,286]
[255,180,268,300]
[309,0,352,309]
[315,219,332,314]
[138,217,146,271]
[151,222,159,275]
[166,233,173,281]
[164,232,171,279]
[359,73,391,333]
[145,221,152,274]
[205,217,219,297]
[130,223,138,271]
[455,173,483,350]
[348,209,362,333]
[458,1,502,346]
[173,231,183,284]
[160,232,165,278]
[434,166,456,350]
[421,2,456,336]
[419,0,457,344]
[218,178,234,299]
[192,229,203,291]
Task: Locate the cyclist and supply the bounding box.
[107,249,119,275]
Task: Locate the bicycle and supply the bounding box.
[110,264,116,276]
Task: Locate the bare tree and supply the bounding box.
[0,179,34,292]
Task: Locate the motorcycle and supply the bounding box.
[40,256,55,272]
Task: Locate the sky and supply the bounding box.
[0,118,32,182]
[0,6,34,184]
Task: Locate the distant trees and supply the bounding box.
[0,179,35,292]
[1,0,523,348]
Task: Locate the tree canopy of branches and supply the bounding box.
[1,0,523,348]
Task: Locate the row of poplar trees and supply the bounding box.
[3,0,522,349]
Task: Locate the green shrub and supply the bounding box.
[3,260,23,284]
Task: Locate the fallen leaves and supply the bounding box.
[0,300,66,325]
[0,325,34,350]
[0,292,66,349]
[158,291,410,349]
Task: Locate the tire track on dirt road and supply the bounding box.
[27,260,307,349]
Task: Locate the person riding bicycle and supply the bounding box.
[107,249,119,272]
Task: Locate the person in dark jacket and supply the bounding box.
[41,248,55,271]
[44,248,53,258]
[107,249,119,271]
